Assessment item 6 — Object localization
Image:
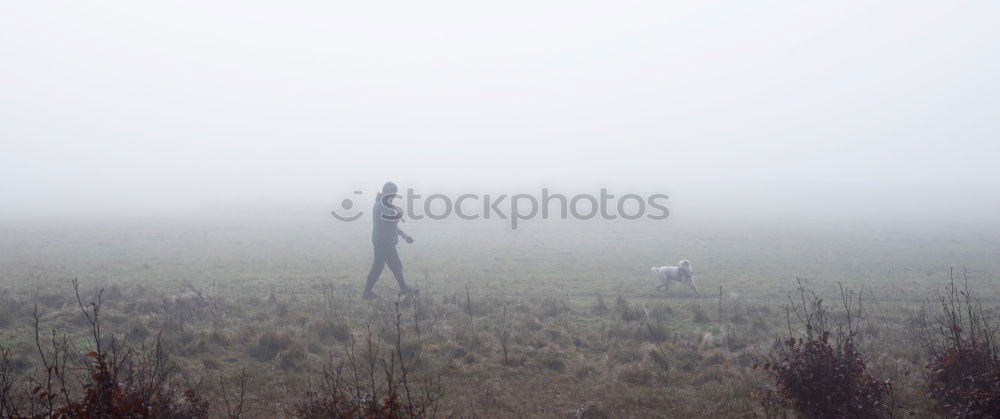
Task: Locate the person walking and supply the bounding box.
[363,181,418,299]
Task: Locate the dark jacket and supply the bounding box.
[371,197,405,244]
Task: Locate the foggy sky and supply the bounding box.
[1,1,998,220]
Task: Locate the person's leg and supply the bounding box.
[364,243,389,294]
[384,245,413,293]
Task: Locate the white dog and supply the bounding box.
[651,259,698,294]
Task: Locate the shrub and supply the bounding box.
[0,280,209,418]
[759,281,893,418]
[53,351,207,419]
[760,331,893,418]
[924,270,1000,417]
[926,341,1000,417]
[292,301,442,418]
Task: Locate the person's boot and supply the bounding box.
[362,289,378,300]
[400,286,420,296]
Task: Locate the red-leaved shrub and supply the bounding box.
[48,351,208,419]
[924,269,1000,418]
[926,340,1000,418]
[758,281,893,418]
[0,280,209,418]
[760,330,893,418]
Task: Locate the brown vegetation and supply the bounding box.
[2,271,1000,417]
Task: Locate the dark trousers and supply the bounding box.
[365,242,407,292]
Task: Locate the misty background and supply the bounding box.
[2,1,998,225]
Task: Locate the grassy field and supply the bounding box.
[1,214,999,417]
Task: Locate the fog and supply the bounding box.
[2,1,998,223]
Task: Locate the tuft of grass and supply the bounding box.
[692,305,711,324]
[248,329,293,361]
[208,330,229,347]
[0,308,13,329]
[538,296,569,318]
[125,320,150,342]
[276,344,306,371]
[642,321,670,343]
[575,365,596,379]
[202,358,219,370]
[619,366,653,385]
[536,354,565,372]
[591,294,608,315]
[309,319,350,343]
[611,345,642,365]
[648,348,671,373]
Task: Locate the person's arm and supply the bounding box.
[385,203,413,243]
[379,199,413,243]
[397,227,414,243]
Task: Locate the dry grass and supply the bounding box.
[0,277,995,417]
